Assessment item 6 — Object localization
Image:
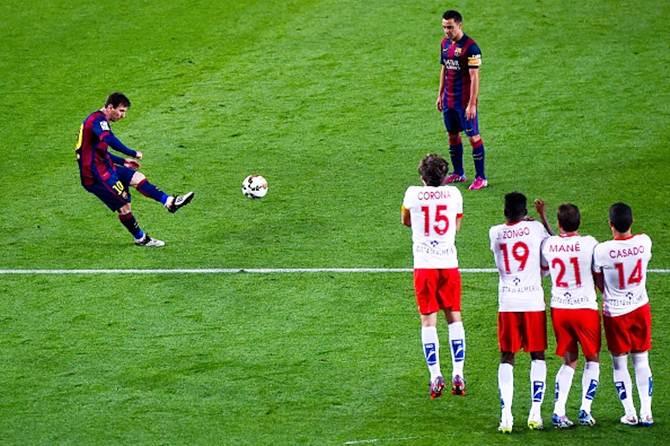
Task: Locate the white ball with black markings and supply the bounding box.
[241,175,268,199]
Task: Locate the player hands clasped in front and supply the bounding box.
[401,154,467,399]
[540,203,601,428]
[489,193,551,433]
[436,10,488,191]
[593,203,654,427]
[76,92,194,247]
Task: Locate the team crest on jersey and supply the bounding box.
[454,47,462,56]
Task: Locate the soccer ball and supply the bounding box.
[241,175,268,199]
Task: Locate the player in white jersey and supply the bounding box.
[540,203,600,428]
[593,203,654,426]
[489,192,550,433]
[402,153,466,399]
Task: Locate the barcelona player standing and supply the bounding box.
[76,92,194,247]
[436,10,488,190]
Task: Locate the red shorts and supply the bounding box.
[551,308,601,358]
[604,303,652,355]
[413,268,462,315]
[498,311,547,353]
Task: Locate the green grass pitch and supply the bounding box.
[1,0,669,444]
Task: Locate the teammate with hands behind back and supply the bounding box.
[402,154,467,400]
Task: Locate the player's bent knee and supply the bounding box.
[118,204,132,215]
[469,135,481,145]
[130,171,146,187]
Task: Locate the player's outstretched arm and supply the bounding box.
[102,132,139,158]
[534,199,553,235]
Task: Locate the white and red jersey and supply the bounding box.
[593,234,652,317]
[489,220,549,312]
[541,234,599,310]
[402,185,463,269]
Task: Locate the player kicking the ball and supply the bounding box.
[540,203,601,428]
[401,154,467,399]
[76,92,194,247]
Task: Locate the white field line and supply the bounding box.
[0,268,668,275]
[344,437,418,445]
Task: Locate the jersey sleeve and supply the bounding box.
[402,187,414,210]
[488,226,497,251]
[642,234,653,260]
[454,188,463,216]
[467,42,482,69]
[540,239,549,270]
[439,38,447,65]
[91,115,137,157]
[91,116,112,138]
[592,244,605,273]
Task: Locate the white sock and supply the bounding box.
[553,364,574,417]
[448,321,465,378]
[498,363,514,417]
[529,360,546,417]
[580,361,600,413]
[612,354,636,417]
[632,352,653,418]
[421,326,441,380]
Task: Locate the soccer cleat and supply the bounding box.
[467,176,488,191]
[430,376,445,399]
[444,173,467,184]
[620,414,639,426]
[167,191,195,213]
[638,415,654,427]
[527,415,544,430]
[134,235,165,248]
[451,375,466,396]
[498,414,513,433]
[578,410,596,426]
[552,414,575,429]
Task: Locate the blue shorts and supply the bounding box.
[442,108,480,137]
[84,166,135,212]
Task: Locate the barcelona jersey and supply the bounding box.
[75,111,120,186]
[440,34,482,109]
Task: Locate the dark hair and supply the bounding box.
[609,202,633,233]
[557,203,580,232]
[504,192,527,222]
[418,153,449,187]
[442,10,463,22]
[105,92,131,108]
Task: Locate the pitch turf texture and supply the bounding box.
[1,0,669,444]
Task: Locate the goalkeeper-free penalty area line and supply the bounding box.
[0,268,669,275]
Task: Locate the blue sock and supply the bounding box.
[449,143,464,175]
[118,213,144,239]
[137,179,169,205]
[472,140,486,179]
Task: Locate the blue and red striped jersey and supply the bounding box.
[75,111,132,186]
[440,34,482,109]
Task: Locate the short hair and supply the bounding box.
[105,92,131,108]
[418,153,449,187]
[442,10,463,22]
[557,203,581,232]
[504,192,527,221]
[609,202,633,233]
